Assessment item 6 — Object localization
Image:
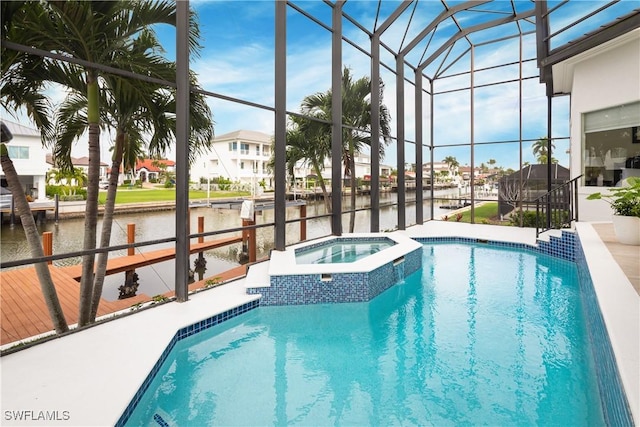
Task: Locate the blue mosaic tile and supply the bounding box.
[115,299,259,427]
[414,230,577,261]
[574,234,634,427]
[249,246,423,306]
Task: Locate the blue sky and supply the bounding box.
[3,0,636,171]
[174,0,571,170]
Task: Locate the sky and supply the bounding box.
[2,0,635,172]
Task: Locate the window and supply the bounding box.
[7,146,29,159]
[241,143,249,155]
[256,146,260,155]
[229,142,237,151]
[240,161,245,170]
[583,102,640,186]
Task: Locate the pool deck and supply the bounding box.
[0,221,638,426]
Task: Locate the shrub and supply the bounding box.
[509,209,569,228]
[45,185,86,200]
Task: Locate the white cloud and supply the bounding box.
[3,1,575,173]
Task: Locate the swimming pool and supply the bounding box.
[294,237,396,264]
[121,242,614,426]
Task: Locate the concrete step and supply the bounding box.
[245,260,271,288]
[536,228,563,242]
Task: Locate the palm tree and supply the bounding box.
[1,2,55,141]
[442,156,459,176]
[3,1,205,326]
[0,142,69,334]
[279,115,332,213]
[301,117,332,212]
[532,137,556,164]
[300,68,391,232]
[47,30,213,324]
[46,167,88,194]
[90,75,212,322]
[1,3,69,333]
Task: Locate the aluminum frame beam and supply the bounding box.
[396,53,406,230]
[175,0,190,302]
[274,0,287,250]
[370,34,381,232]
[418,9,536,72]
[400,1,492,57]
[331,1,344,236]
[368,1,412,231]
[540,10,640,69]
[415,69,424,224]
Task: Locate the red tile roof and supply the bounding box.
[135,158,176,172]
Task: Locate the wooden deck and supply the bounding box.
[0,236,248,346]
[60,235,243,279]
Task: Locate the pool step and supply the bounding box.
[245,261,271,288]
[536,229,577,261]
[536,229,563,242]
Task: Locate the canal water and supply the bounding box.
[0,191,470,300]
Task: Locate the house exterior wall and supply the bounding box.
[190,130,272,187]
[0,123,47,201]
[565,30,640,221]
[191,130,391,190]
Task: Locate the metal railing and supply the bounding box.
[535,175,582,237]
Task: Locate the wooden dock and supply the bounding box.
[0,236,249,347]
[59,235,243,279]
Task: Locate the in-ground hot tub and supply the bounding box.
[246,233,422,305]
[295,236,397,264]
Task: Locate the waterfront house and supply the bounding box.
[45,153,109,185]
[133,158,176,184]
[0,120,48,201]
[190,130,272,188]
[552,28,640,221]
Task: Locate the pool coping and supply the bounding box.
[0,221,637,426]
[267,233,422,276]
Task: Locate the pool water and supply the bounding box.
[124,243,604,426]
[295,239,395,264]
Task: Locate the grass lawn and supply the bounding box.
[442,202,503,224]
[98,188,250,204]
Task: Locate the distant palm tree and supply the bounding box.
[46,167,88,194]
[532,137,556,164]
[285,116,332,212]
[443,156,459,175]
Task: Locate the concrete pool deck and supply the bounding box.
[0,221,638,426]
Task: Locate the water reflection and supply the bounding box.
[1,193,453,300]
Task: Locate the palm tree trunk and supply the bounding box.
[89,130,125,321]
[349,141,357,233]
[311,159,331,213]
[1,145,69,334]
[78,73,100,327]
